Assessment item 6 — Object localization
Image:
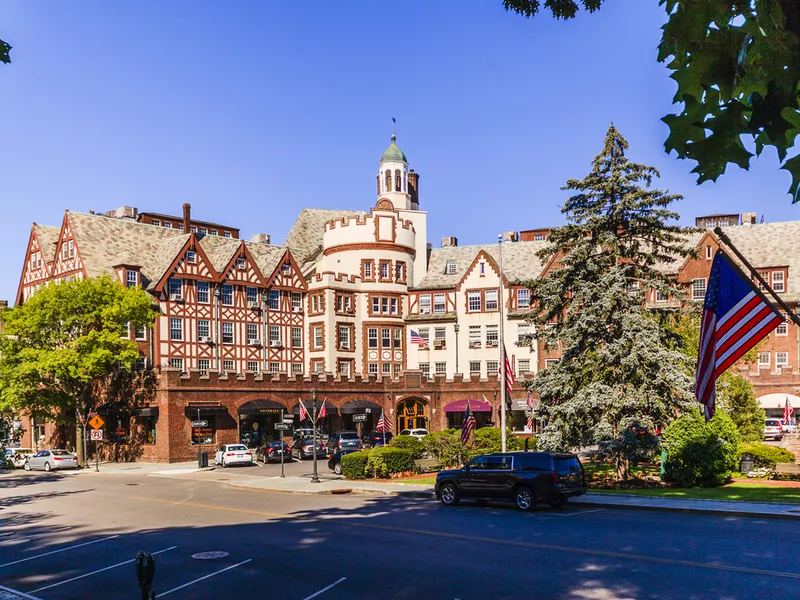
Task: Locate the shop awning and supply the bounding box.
[758,393,800,410]
[133,407,159,418]
[290,401,339,416]
[184,405,229,418]
[339,400,381,415]
[238,400,287,415]
[444,399,492,413]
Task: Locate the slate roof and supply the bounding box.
[197,234,242,274]
[284,208,365,263]
[247,243,287,281]
[33,224,61,263]
[652,230,705,275]
[412,241,550,291]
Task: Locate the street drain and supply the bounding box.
[191,551,229,560]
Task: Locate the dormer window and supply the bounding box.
[163,222,172,228]
[445,260,457,275]
[236,257,246,270]
[210,229,218,236]
[282,263,291,274]
[187,251,196,264]
[190,225,197,233]
[199,227,207,235]
[126,270,138,288]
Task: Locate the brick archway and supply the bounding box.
[396,396,429,432]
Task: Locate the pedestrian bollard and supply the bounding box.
[135,551,156,600]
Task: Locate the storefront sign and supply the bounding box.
[257,408,282,414]
[353,414,368,423]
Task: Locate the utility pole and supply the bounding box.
[498,234,507,453]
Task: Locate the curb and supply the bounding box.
[225,481,436,498]
[570,498,800,521]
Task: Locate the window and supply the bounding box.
[221,284,233,305]
[126,270,138,288]
[292,327,303,348]
[419,294,431,314]
[282,262,291,274]
[382,328,391,348]
[487,360,499,374]
[382,298,389,314]
[313,326,323,349]
[170,318,183,341]
[246,287,258,303]
[336,293,353,314]
[362,260,373,280]
[705,245,713,260]
[190,226,197,233]
[312,360,324,374]
[134,324,147,340]
[223,231,232,238]
[480,262,485,275]
[517,288,530,309]
[382,362,392,375]
[777,315,788,336]
[168,278,183,300]
[269,362,280,374]
[486,325,499,347]
[656,289,668,302]
[292,363,303,375]
[469,326,481,347]
[776,352,789,367]
[468,291,482,312]
[191,417,214,444]
[368,328,378,348]
[151,219,160,227]
[247,361,259,373]
[470,361,481,377]
[435,362,447,375]
[758,352,770,369]
[135,357,147,371]
[197,320,210,340]
[210,229,218,236]
[268,290,279,310]
[236,257,246,270]
[434,328,446,348]
[390,298,398,314]
[338,360,351,377]
[222,322,234,344]
[545,359,559,368]
[518,359,531,376]
[199,227,207,235]
[368,363,379,375]
[395,262,405,282]
[197,281,210,303]
[169,358,183,371]
[163,222,172,229]
[394,328,402,349]
[517,324,530,345]
[247,323,259,343]
[372,295,400,316]
[292,292,302,312]
[187,251,196,264]
[773,271,785,293]
[339,325,351,350]
[485,289,498,311]
[691,278,706,300]
[380,261,390,280]
[419,363,430,378]
[198,359,210,375]
[446,260,457,275]
[310,294,321,313]
[757,272,770,290]
[533,234,545,241]
[269,325,280,345]
[433,294,446,314]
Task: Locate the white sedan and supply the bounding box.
[24,449,79,471]
[399,429,429,441]
[214,444,253,467]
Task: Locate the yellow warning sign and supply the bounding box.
[89,415,105,430]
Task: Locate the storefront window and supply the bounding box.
[192,418,215,444]
[138,416,157,444]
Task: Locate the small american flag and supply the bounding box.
[461,401,476,445]
[298,399,308,422]
[526,415,534,431]
[696,251,783,420]
[318,398,327,420]
[410,330,428,348]
[498,346,515,396]
[785,396,794,424]
[376,411,392,432]
[526,390,533,410]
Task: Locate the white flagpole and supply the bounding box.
[498,234,507,453]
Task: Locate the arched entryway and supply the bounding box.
[758,393,800,423]
[238,400,287,447]
[340,399,383,436]
[396,397,428,432]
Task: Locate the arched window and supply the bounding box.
[395,170,402,192]
[385,170,392,192]
[396,398,428,431]
[403,173,407,192]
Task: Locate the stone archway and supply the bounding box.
[396,397,428,432]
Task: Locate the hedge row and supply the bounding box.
[341,447,415,480]
[737,443,796,468]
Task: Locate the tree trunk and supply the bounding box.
[75,415,85,467]
[615,452,629,481]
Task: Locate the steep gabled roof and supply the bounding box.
[145,234,194,291]
[34,224,61,263]
[198,235,242,273]
[248,243,288,283]
[284,208,365,262]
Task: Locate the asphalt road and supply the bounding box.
[1,470,800,600]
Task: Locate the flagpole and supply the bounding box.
[498,234,507,453]
[714,227,800,326]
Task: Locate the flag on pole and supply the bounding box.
[318,398,327,420]
[525,390,534,431]
[526,414,534,431]
[527,390,533,410]
[410,330,428,349]
[784,395,794,424]
[298,399,308,422]
[696,252,784,420]
[498,345,515,396]
[461,401,477,445]
[376,411,392,432]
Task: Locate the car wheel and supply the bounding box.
[549,497,567,508]
[334,463,343,475]
[44,462,51,472]
[221,459,227,468]
[515,487,536,512]
[24,462,31,471]
[439,483,460,507]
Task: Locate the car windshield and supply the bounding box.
[52,450,74,456]
[269,442,285,447]
[340,432,359,440]
[228,445,247,451]
[554,456,582,473]
[766,420,781,426]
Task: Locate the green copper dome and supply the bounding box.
[380,133,407,164]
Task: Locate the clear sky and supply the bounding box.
[3,1,799,303]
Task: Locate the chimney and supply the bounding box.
[503,231,518,242]
[442,236,458,247]
[113,206,138,220]
[250,233,271,244]
[183,203,191,233]
[408,170,420,210]
[742,211,757,225]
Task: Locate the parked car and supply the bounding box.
[293,428,316,442]
[364,430,393,448]
[781,420,797,434]
[3,447,34,469]
[328,448,361,475]
[764,419,784,441]
[435,452,587,511]
[214,444,253,467]
[256,441,292,463]
[398,429,429,441]
[24,449,79,472]
[326,431,363,455]
[293,437,327,460]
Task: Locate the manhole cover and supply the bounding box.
[191,551,229,560]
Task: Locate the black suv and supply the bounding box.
[435,452,587,511]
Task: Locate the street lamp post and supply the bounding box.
[310,387,320,484]
[454,323,460,375]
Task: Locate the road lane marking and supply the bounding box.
[0,584,43,600]
[158,559,252,596]
[301,577,347,600]
[131,496,290,519]
[0,536,120,568]
[553,508,606,517]
[30,545,178,593]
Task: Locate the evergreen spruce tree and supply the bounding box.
[526,125,696,480]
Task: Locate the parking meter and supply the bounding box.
[135,551,156,600]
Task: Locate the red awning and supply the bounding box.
[443,399,492,413]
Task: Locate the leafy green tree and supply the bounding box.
[0,276,157,466]
[525,125,696,480]
[503,1,800,200]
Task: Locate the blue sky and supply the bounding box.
[2,1,799,303]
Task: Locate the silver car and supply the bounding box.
[24,449,79,471]
[764,419,784,441]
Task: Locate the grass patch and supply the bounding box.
[598,483,800,504]
[394,475,437,485]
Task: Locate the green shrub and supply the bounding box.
[472,427,524,456]
[366,447,415,478]
[390,435,424,459]
[341,450,370,480]
[662,408,740,487]
[422,429,463,467]
[737,443,795,468]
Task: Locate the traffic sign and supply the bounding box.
[283,415,294,424]
[88,415,105,430]
[274,423,290,431]
[353,414,368,423]
[90,430,103,441]
[192,420,209,428]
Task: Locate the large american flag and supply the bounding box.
[298,399,309,422]
[696,251,783,419]
[461,401,476,445]
[498,345,515,396]
[376,411,392,432]
[410,330,428,348]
